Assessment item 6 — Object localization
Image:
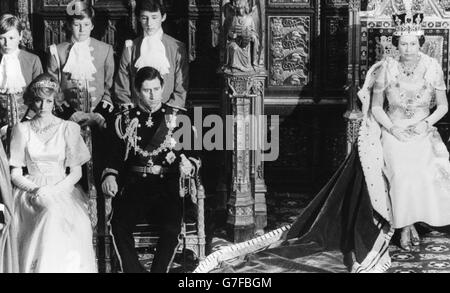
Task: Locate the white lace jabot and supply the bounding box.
[134,28,171,75]
[63,38,97,82]
[0,49,26,94]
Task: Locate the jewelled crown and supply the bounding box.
[392,0,425,37]
[31,80,59,91]
[393,12,424,37]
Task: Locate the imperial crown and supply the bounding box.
[393,12,424,36]
[392,0,425,37]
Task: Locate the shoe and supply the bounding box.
[400,227,411,251]
[410,225,420,246]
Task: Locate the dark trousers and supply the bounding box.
[111,173,183,273]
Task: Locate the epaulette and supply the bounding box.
[113,106,134,117]
[164,103,187,112]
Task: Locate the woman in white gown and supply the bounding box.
[371,15,450,250]
[193,9,450,274]
[9,73,97,273]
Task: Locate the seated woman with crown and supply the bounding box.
[9,74,97,273]
[365,12,450,251]
[193,10,450,274]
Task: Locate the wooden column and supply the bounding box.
[223,71,267,242]
[15,0,33,50]
[251,75,267,236]
[344,0,363,152]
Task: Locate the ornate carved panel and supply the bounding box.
[189,0,221,8]
[43,0,73,7]
[326,0,348,7]
[268,16,311,89]
[268,0,311,8]
[44,19,67,48]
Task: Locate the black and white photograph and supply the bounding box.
[1,0,450,277]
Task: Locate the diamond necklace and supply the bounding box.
[30,118,61,135]
[399,56,421,77]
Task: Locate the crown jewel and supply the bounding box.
[393,13,424,36]
[392,0,425,36]
[32,80,59,91]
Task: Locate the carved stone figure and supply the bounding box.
[222,0,262,73]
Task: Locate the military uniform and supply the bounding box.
[103,103,194,273]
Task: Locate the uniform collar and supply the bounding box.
[138,102,163,114]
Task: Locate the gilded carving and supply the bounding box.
[16,0,33,50]
[348,0,361,11]
[269,16,310,87]
[44,20,67,49]
[268,0,310,7]
[211,20,221,48]
[44,0,73,6]
[190,0,221,7]
[101,20,117,50]
[129,0,137,34]
[221,0,263,73]
[189,20,197,62]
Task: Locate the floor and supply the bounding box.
[138,192,450,273]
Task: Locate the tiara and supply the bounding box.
[32,80,59,91]
[393,12,424,36]
[66,0,89,16]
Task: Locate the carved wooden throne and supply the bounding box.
[359,0,450,90]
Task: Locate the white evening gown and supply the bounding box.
[9,120,97,273]
[377,53,450,229]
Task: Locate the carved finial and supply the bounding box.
[66,0,89,16]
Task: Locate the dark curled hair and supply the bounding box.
[392,35,426,47]
[136,0,167,17]
[66,2,95,24]
[23,74,60,108]
[134,66,165,90]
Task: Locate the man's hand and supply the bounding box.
[70,112,106,128]
[102,175,118,198]
[82,113,106,128]
[69,111,90,124]
[101,100,114,113]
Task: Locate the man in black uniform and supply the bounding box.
[102,67,194,273]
